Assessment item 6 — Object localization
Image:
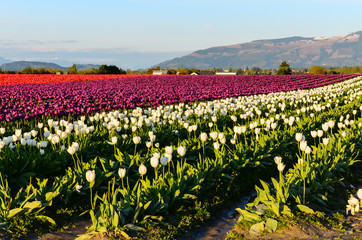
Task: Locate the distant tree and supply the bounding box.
[189,68,199,74]
[236,68,244,75]
[78,67,98,74]
[66,64,78,74]
[119,67,126,74]
[327,70,339,74]
[309,66,327,75]
[251,67,261,75]
[177,68,190,75]
[21,67,35,74]
[277,61,292,75]
[167,68,177,75]
[107,65,121,74]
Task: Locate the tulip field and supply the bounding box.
[0,74,362,239]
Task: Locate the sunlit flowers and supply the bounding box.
[346,194,360,215]
[133,136,141,145]
[177,145,186,157]
[139,164,147,175]
[118,168,126,178]
[86,170,96,183]
[107,136,118,145]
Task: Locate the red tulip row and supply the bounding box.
[0,74,145,85]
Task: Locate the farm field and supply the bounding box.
[0,74,362,239]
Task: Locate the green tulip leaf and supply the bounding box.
[249,221,265,236]
[7,208,23,218]
[297,204,315,214]
[266,218,278,232]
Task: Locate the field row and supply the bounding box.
[0,74,358,122]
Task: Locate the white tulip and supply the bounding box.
[295,133,303,142]
[305,146,311,155]
[177,145,186,157]
[133,136,141,145]
[213,142,220,150]
[150,156,159,168]
[44,131,51,138]
[200,132,208,142]
[277,162,285,172]
[48,119,54,128]
[15,129,22,138]
[20,138,27,146]
[108,136,118,145]
[139,164,147,175]
[72,142,79,151]
[274,156,282,165]
[328,120,335,128]
[322,123,329,132]
[165,146,173,154]
[153,152,161,159]
[357,188,362,201]
[160,156,169,166]
[86,170,96,183]
[322,138,329,146]
[150,135,156,142]
[210,131,218,140]
[218,132,225,141]
[317,130,323,138]
[311,130,317,138]
[67,146,76,155]
[75,185,82,192]
[300,140,307,152]
[118,168,126,178]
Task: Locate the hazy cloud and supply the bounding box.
[203,24,213,30]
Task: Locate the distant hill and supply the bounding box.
[0,56,10,66]
[0,61,100,72]
[1,61,65,71]
[157,31,362,69]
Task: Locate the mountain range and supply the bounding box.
[0,61,100,72]
[157,31,362,69]
[1,31,361,71]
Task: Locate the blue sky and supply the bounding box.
[0,0,361,69]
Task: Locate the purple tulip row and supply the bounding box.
[0,74,359,122]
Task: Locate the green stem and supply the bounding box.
[90,186,93,210]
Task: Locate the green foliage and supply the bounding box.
[66,64,78,74]
[98,65,126,74]
[309,65,327,75]
[276,61,292,75]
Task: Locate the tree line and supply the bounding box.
[1,62,362,75]
[0,64,127,75]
